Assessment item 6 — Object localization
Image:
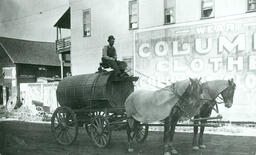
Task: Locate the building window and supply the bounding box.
[201,0,214,18]
[129,0,138,29]
[83,9,91,37]
[164,0,175,24]
[248,0,256,11]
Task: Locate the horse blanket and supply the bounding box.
[125,79,192,123]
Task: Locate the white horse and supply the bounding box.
[125,78,203,155]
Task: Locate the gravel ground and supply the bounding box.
[0,121,256,155]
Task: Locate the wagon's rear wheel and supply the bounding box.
[90,115,111,148]
[135,123,149,143]
[51,106,78,145]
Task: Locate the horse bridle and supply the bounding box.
[202,83,229,114]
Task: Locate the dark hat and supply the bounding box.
[108,35,115,41]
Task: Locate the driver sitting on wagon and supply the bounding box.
[101,35,127,77]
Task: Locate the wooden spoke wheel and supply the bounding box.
[89,115,111,148]
[51,106,78,145]
[135,123,149,143]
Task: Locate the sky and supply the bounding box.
[0,0,69,42]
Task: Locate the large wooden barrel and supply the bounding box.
[56,72,135,109]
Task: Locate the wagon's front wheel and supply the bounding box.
[51,106,78,145]
[90,115,111,148]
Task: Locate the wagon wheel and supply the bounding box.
[51,106,78,145]
[90,114,111,148]
[135,123,149,143]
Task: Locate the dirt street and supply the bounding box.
[0,121,256,155]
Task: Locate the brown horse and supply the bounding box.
[125,78,203,155]
[192,79,236,150]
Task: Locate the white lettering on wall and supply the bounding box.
[209,57,222,72]
[173,59,186,72]
[227,56,243,71]
[156,61,169,72]
[218,34,246,53]
[138,43,150,57]
[195,38,213,54]
[173,41,191,56]
[226,24,235,31]
[155,41,168,56]
[245,74,256,89]
[249,55,256,70]
[215,25,224,32]
[196,27,206,34]
[191,59,204,72]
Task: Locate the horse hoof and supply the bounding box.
[171,149,178,154]
[164,152,171,155]
[192,146,200,151]
[199,145,206,149]
[128,148,134,153]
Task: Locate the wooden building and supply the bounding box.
[0,37,70,105]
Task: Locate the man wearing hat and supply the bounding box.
[102,35,127,76]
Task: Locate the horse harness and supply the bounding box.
[201,82,228,114]
[168,82,225,120]
[167,83,200,120]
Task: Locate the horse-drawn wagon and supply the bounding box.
[51,71,148,147]
[51,69,236,155]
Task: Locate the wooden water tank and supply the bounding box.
[56,72,136,109]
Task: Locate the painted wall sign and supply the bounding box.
[135,16,256,121]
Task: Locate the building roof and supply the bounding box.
[54,7,70,29]
[0,37,60,66]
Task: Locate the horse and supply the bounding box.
[192,79,236,150]
[125,78,203,155]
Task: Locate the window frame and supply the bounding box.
[247,0,256,12]
[200,0,215,19]
[128,0,139,30]
[83,9,91,37]
[164,0,176,25]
